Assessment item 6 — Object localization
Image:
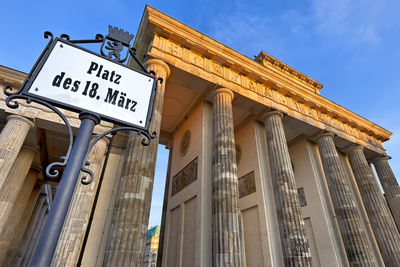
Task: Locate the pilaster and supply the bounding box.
[316,133,375,266]
[347,146,400,266]
[264,110,312,266]
[103,59,170,267]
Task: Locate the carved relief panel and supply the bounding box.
[171,157,198,196]
[238,171,256,198]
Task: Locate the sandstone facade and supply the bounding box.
[0,5,398,267]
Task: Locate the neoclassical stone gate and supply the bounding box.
[0,5,400,267]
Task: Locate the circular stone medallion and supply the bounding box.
[180,130,191,156]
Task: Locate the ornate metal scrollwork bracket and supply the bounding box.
[80,126,156,184]
[4,27,160,182]
[20,25,162,267]
[4,84,74,179]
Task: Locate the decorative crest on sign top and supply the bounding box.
[100,25,136,62]
[107,25,134,45]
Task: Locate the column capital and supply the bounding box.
[165,141,173,150]
[30,166,42,175]
[345,144,364,154]
[263,110,283,121]
[0,116,35,191]
[211,84,243,266]
[144,59,170,79]
[372,153,400,233]
[7,115,34,128]
[316,130,376,265]
[347,141,400,265]
[21,145,38,154]
[371,155,391,163]
[316,131,334,141]
[30,166,42,171]
[263,107,312,265]
[211,87,234,102]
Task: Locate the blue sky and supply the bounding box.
[2,0,400,227]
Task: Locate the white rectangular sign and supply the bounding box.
[26,40,155,128]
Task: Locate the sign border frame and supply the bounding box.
[20,37,157,131]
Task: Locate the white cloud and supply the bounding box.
[208,11,285,57]
[311,0,383,44]
[208,0,396,57]
[205,0,400,183]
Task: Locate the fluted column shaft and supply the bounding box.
[3,183,41,266]
[347,146,400,266]
[264,111,311,267]
[51,138,109,266]
[317,133,374,266]
[212,88,243,267]
[24,197,49,266]
[0,115,34,191]
[13,194,47,267]
[373,156,400,230]
[0,167,40,265]
[103,59,170,267]
[0,146,36,262]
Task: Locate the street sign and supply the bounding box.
[24,38,156,129]
[3,27,160,266]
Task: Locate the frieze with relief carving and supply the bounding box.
[297,187,307,207]
[171,157,198,196]
[151,35,386,152]
[238,171,256,198]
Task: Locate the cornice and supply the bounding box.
[139,6,322,93]
[255,51,323,93]
[135,5,391,144]
[0,65,26,86]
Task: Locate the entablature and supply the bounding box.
[255,51,323,94]
[135,6,323,95]
[0,65,26,88]
[133,6,391,154]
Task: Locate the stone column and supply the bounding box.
[372,156,400,230]
[13,193,47,267]
[347,145,400,266]
[0,115,34,191]
[0,146,36,257]
[51,137,109,266]
[103,59,170,267]
[3,183,41,266]
[23,200,49,267]
[211,88,243,267]
[0,167,40,265]
[264,110,312,266]
[317,133,375,266]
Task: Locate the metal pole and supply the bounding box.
[30,112,100,267]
